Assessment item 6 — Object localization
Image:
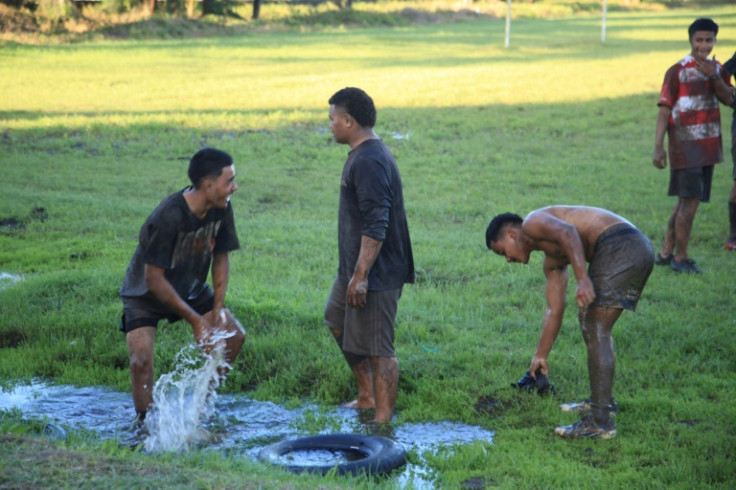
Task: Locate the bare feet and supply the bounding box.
[365,419,395,438]
[341,398,376,410]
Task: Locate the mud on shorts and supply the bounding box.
[324,279,401,357]
[119,288,214,333]
[588,223,654,311]
[668,165,714,202]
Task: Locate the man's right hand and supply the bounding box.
[653,147,667,169]
[529,356,549,379]
[191,314,213,348]
[575,276,595,309]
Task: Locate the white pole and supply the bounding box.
[505,0,511,48]
[601,0,607,43]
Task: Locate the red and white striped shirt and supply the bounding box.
[658,54,731,170]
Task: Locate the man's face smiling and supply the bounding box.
[690,30,716,62]
[207,164,238,209]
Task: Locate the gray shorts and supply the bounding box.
[588,224,654,311]
[119,289,214,333]
[668,165,714,202]
[324,279,401,357]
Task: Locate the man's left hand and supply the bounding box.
[347,276,368,308]
[575,276,595,308]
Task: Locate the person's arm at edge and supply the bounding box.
[712,72,734,106]
[724,51,736,109]
[723,51,736,76]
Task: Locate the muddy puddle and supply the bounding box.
[0,380,494,487]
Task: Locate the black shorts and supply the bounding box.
[119,288,214,333]
[588,224,654,311]
[668,165,714,202]
[324,279,401,357]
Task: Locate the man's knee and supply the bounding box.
[126,327,155,375]
[681,198,700,215]
[128,351,152,376]
[223,309,245,341]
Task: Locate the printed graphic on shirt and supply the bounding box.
[171,220,222,269]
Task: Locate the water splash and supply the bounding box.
[143,329,233,453]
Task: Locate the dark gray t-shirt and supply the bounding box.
[120,188,239,304]
[337,139,414,291]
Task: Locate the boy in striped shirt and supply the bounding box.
[652,17,734,273]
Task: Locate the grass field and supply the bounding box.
[1,4,736,488]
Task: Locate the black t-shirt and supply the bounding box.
[337,139,414,290]
[120,188,240,303]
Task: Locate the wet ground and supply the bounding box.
[0,380,494,487]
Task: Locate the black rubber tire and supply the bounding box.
[257,433,407,476]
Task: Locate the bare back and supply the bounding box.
[524,206,632,262]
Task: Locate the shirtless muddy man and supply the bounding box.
[485,206,654,439]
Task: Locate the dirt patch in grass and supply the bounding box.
[0,328,26,348]
[475,393,523,416]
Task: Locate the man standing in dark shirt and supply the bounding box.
[119,148,245,424]
[324,87,414,425]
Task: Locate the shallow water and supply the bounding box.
[282,448,364,466]
[0,379,494,487]
[0,272,23,290]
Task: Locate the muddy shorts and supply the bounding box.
[119,288,214,333]
[588,223,654,311]
[324,279,401,357]
[668,165,714,202]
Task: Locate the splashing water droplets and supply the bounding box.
[143,329,234,453]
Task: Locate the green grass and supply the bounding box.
[2,5,736,488]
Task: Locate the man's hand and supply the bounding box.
[653,146,667,169]
[347,274,369,308]
[575,276,595,308]
[529,356,549,378]
[191,314,208,345]
[695,56,718,78]
[192,310,226,349]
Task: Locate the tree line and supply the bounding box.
[0,0,357,21]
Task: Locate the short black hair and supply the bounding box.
[688,18,718,38]
[188,148,233,188]
[328,87,377,128]
[485,212,523,249]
